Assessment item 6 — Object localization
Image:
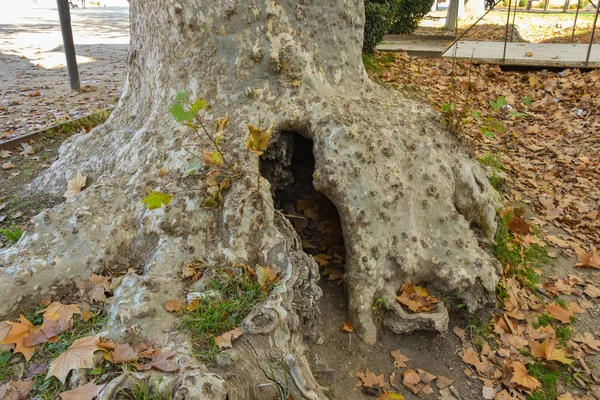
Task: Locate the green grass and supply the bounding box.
[0,224,23,244]
[45,108,112,138]
[556,325,572,346]
[179,268,267,360]
[363,52,396,74]
[479,153,504,171]
[537,313,553,328]
[494,210,550,291]
[527,362,569,400]
[118,379,171,400]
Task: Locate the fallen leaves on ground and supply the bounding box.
[63,172,87,200]
[76,274,111,303]
[0,380,34,399]
[47,336,99,383]
[390,349,410,368]
[395,281,440,313]
[163,299,184,313]
[112,343,139,364]
[40,302,81,324]
[19,143,34,157]
[215,328,243,349]
[59,382,104,400]
[356,369,385,388]
[529,338,573,365]
[546,303,574,324]
[508,361,541,391]
[135,348,178,372]
[575,246,600,269]
[0,315,35,360]
[341,322,355,332]
[255,265,281,288]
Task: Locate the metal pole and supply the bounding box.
[56,0,80,90]
[584,0,599,67]
[503,0,513,63]
[571,0,581,43]
[510,0,518,42]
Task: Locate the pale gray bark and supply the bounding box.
[0,0,500,398]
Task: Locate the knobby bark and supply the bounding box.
[0,1,500,398]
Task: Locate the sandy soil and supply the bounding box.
[0,4,129,144]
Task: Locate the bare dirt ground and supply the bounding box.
[0,3,128,143]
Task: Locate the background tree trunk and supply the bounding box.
[445,0,464,30]
[0,0,500,397]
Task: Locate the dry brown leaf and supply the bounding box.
[0,321,11,343]
[63,172,87,200]
[436,375,453,389]
[390,349,410,368]
[1,315,35,360]
[401,368,421,394]
[584,284,600,298]
[163,299,184,313]
[461,348,488,373]
[19,143,34,157]
[417,369,436,384]
[395,281,440,313]
[529,338,573,365]
[40,302,81,324]
[313,254,332,266]
[575,247,600,269]
[572,332,600,351]
[112,343,139,364]
[545,235,571,248]
[356,369,385,388]
[1,162,14,169]
[508,361,541,391]
[47,336,99,383]
[256,265,281,287]
[508,215,530,235]
[59,382,105,400]
[215,328,243,349]
[135,348,178,372]
[23,319,70,347]
[546,303,574,324]
[0,380,34,399]
[76,274,111,303]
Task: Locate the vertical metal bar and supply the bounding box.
[56,0,80,90]
[572,0,582,43]
[584,0,599,67]
[503,0,513,63]
[510,0,518,42]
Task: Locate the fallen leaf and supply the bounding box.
[395,281,440,313]
[163,299,183,313]
[47,336,99,383]
[1,315,35,360]
[19,143,34,157]
[390,349,410,368]
[436,375,453,389]
[40,302,81,324]
[342,322,355,332]
[214,328,243,349]
[135,348,178,372]
[356,369,385,388]
[0,150,11,158]
[63,172,87,200]
[1,162,14,169]
[575,247,600,269]
[508,361,541,390]
[482,386,496,399]
[572,332,600,351]
[23,319,70,347]
[529,338,573,365]
[546,303,574,324]
[313,254,332,266]
[256,265,280,287]
[76,274,111,303]
[401,368,421,394]
[508,215,530,235]
[545,235,570,248]
[81,309,94,322]
[0,322,10,343]
[0,380,34,399]
[59,382,104,400]
[112,343,139,364]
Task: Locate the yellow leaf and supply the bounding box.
[529,338,573,365]
[40,302,81,324]
[342,322,355,332]
[246,122,273,156]
[378,392,405,400]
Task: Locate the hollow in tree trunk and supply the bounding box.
[0,1,500,398]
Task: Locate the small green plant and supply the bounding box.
[118,379,171,400]
[0,224,23,244]
[179,267,270,360]
[527,362,567,400]
[537,313,553,327]
[478,153,504,170]
[522,96,533,106]
[372,297,387,325]
[556,325,572,345]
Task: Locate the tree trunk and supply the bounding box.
[464,0,486,19]
[445,0,464,30]
[0,0,500,398]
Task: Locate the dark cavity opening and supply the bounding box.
[260,133,346,280]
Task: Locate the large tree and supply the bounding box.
[0,0,500,398]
